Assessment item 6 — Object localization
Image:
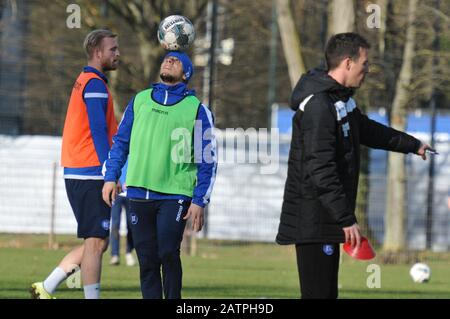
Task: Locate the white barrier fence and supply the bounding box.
[0,132,449,251]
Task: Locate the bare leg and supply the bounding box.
[81,238,108,285]
[58,245,84,274]
[32,244,85,297]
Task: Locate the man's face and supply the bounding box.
[347,48,369,88]
[160,56,185,84]
[98,37,120,71]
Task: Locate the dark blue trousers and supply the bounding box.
[128,199,189,299]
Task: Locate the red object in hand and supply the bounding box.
[343,236,376,260]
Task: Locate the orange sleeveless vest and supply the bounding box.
[61,71,117,168]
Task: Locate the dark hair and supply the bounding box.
[325,33,370,70]
[83,29,117,59]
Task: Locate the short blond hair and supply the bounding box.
[83,29,117,59]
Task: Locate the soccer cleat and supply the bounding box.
[30,282,56,299]
[109,255,120,265]
[125,253,136,267]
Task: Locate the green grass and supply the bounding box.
[0,234,449,299]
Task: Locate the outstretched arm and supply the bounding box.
[357,108,434,158]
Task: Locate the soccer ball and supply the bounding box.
[409,263,431,283]
[158,15,195,51]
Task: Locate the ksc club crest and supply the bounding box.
[101,219,110,231]
[130,213,138,225]
[323,244,334,256]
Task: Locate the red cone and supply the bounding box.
[343,236,376,260]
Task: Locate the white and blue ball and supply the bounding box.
[158,15,195,51]
[409,263,431,283]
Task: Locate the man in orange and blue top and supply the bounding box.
[30,29,120,299]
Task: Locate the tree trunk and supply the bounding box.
[107,68,123,120]
[354,77,374,240]
[136,32,161,85]
[376,0,388,57]
[383,0,417,252]
[327,0,355,39]
[275,0,306,89]
[356,145,372,237]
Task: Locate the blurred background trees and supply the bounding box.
[0,0,449,256]
[1,0,448,132]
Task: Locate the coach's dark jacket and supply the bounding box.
[276,69,421,245]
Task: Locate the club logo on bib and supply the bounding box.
[323,244,334,256]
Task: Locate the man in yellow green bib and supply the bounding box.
[102,51,217,299]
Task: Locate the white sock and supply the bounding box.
[83,283,100,299]
[43,267,68,294]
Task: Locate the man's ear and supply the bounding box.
[93,47,101,60]
[345,57,352,71]
[182,74,187,81]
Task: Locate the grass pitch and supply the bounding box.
[0,234,449,299]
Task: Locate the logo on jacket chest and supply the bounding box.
[334,99,356,137]
[342,122,350,137]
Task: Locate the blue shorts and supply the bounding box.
[65,179,111,239]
